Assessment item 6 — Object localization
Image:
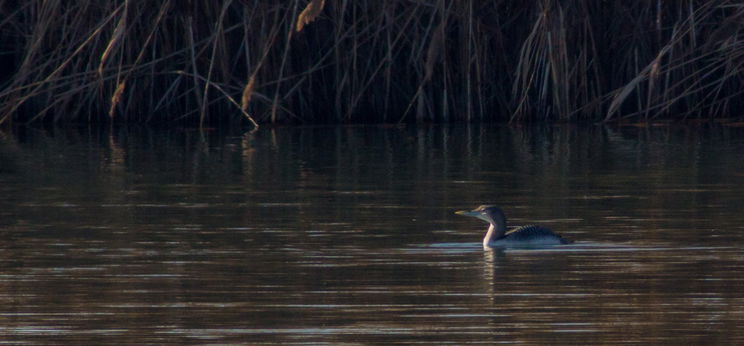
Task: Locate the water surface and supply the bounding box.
[2,125,744,344]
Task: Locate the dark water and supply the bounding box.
[2,124,744,344]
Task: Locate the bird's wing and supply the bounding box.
[504,225,558,240]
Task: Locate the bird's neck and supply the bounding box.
[483,222,507,248]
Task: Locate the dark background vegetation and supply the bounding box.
[0,0,743,126]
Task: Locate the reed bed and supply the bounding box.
[0,0,743,126]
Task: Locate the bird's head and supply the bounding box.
[455,205,506,225]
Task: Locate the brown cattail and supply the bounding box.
[296,0,325,32]
[241,74,256,112]
[109,81,126,118]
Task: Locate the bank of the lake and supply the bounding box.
[2,1,744,126]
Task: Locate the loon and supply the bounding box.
[456,205,572,248]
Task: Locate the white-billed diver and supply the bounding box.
[456,205,572,248]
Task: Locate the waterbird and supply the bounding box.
[455,205,572,248]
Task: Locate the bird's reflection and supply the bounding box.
[481,249,505,305]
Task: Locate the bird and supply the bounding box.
[455,205,572,248]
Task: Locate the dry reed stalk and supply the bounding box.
[200,0,232,128]
[270,0,300,124]
[186,17,204,120]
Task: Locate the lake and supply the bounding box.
[2,124,744,344]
